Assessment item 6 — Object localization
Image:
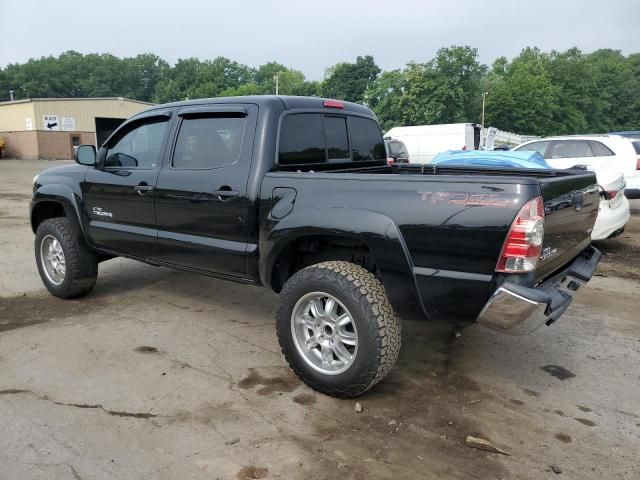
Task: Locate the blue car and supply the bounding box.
[431,150,551,169]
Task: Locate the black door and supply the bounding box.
[154,105,257,278]
[83,113,172,259]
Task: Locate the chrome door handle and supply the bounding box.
[213,189,239,200]
[134,184,154,195]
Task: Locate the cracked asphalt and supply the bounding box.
[1,160,639,480]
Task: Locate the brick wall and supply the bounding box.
[0,131,40,159]
[36,131,95,160]
[0,130,95,159]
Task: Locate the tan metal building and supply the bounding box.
[0,97,153,159]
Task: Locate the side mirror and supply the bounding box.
[75,145,96,166]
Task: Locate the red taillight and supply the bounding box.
[387,158,395,166]
[496,196,545,273]
[604,190,619,200]
[636,155,640,170]
[323,99,344,109]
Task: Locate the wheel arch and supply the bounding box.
[261,208,422,314]
[31,185,85,236]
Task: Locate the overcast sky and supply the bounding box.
[1,0,638,79]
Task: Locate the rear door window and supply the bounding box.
[173,115,246,169]
[279,114,326,165]
[349,116,386,161]
[548,140,593,159]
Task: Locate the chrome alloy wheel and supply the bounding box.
[291,292,358,375]
[40,234,66,285]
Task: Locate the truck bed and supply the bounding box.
[263,164,599,318]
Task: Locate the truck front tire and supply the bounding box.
[276,261,401,398]
[35,217,98,299]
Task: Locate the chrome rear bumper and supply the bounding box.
[477,246,601,335]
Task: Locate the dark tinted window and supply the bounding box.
[549,140,593,159]
[633,141,640,154]
[387,140,408,157]
[325,116,349,160]
[173,115,246,169]
[589,141,614,156]
[105,119,168,169]
[515,141,549,156]
[279,114,325,165]
[349,116,385,161]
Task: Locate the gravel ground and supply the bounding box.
[0,159,639,480]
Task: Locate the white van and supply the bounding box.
[384,123,482,163]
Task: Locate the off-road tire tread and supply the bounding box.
[276,261,401,398]
[35,218,98,298]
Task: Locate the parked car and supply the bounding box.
[609,131,640,140]
[384,123,481,163]
[31,96,601,398]
[433,150,630,240]
[513,135,640,200]
[384,137,409,163]
[591,170,630,239]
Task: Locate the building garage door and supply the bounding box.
[95,117,126,148]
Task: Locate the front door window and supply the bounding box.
[105,119,169,169]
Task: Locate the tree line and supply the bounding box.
[1,47,638,136]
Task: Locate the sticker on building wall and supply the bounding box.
[43,115,60,131]
[61,117,76,131]
[25,118,33,130]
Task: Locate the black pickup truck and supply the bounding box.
[31,96,601,397]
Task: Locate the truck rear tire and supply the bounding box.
[276,261,401,398]
[35,217,98,299]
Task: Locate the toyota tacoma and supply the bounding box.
[31,96,601,397]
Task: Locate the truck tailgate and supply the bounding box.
[535,173,599,282]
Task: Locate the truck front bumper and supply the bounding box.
[477,246,601,335]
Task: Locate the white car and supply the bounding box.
[513,136,632,240]
[513,135,639,199]
[617,137,640,211]
[591,170,630,240]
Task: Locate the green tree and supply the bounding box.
[364,70,406,131]
[1,47,638,134]
[121,54,170,102]
[320,55,380,102]
[582,49,639,131]
[485,48,560,136]
[365,46,486,130]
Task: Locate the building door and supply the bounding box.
[70,134,80,159]
[95,117,126,148]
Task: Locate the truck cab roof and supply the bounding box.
[137,95,375,117]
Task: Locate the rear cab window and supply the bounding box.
[278,114,325,166]
[278,112,385,169]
